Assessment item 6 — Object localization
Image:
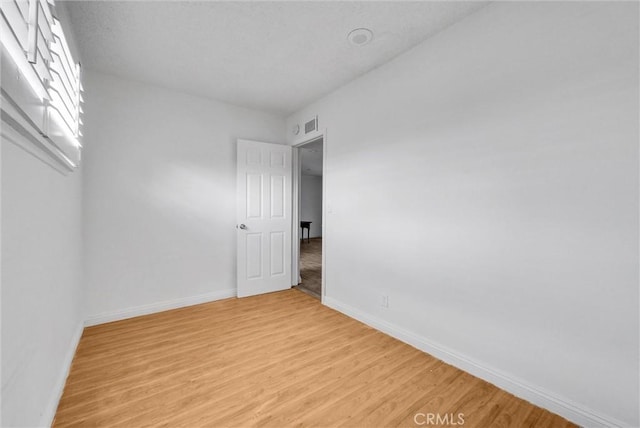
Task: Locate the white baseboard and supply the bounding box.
[84,289,237,327]
[41,322,84,427]
[323,296,629,428]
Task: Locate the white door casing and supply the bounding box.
[236,139,292,297]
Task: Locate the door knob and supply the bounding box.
[238,224,247,230]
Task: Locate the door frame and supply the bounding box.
[291,130,327,302]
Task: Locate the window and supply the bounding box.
[1,0,83,171]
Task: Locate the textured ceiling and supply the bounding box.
[62,1,488,116]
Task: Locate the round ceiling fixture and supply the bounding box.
[348,28,373,46]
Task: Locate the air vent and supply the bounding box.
[305,116,318,134]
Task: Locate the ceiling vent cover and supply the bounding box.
[305,116,318,134]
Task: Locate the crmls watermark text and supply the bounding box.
[413,412,465,426]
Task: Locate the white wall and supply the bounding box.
[1,141,84,427]
[301,175,322,238]
[287,2,639,426]
[1,3,85,425]
[82,71,285,322]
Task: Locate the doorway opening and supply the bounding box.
[292,136,324,300]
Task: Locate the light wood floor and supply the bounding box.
[298,237,322,298]
[54,290,574,427]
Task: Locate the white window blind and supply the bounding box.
[0,0,83,171]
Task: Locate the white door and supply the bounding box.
[236,139,292,297]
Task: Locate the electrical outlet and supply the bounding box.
[381,295,389,309]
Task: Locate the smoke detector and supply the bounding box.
[348,28,373,46]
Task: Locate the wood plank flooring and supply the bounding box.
[54,290,575,427]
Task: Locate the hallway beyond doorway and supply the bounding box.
[297,238,321,299]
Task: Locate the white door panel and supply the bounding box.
[237,139,292,297]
